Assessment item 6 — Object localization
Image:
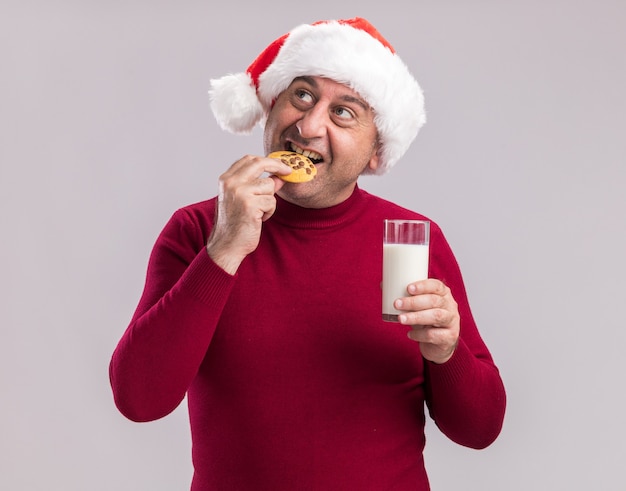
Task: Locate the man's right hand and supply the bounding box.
[206,154,292,274]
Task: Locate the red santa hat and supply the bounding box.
[208,17,426,174]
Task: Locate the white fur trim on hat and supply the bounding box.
[208,72,264,134]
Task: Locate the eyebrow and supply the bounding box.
[295,76,372,112]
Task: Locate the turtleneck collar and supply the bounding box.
[271,185,368,230]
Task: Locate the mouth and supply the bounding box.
[289,143,324,165]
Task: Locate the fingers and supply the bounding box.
[393,278,460,364]
[407,278,448,297]
[218,155,289,218]
[407,325,459,364]
[207,155,290,273]
[406,324,457,348]
[258,193,279,222]
[222,154,292,183]
[394,279,457,328]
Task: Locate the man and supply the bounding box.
[110,17,506,490]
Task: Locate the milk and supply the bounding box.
[382,243,429,321]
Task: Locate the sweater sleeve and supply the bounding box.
[109,205,235,422]
[424,224,506,449]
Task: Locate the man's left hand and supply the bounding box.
[394,279,460,364]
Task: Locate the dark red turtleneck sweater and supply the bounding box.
[110,187,506,490]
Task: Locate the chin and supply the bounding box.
[278,183,325,207]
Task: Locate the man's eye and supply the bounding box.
[334,107,354,120]
[295,90,313,103]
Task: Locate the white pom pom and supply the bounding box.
[208,72,265,134]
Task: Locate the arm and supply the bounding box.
[424,340,506,449]
[394,225,506,448]
[109,155,291,422]
[109,206,235,422]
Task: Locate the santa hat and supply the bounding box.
[208,17,425,174]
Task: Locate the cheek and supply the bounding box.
[331,137,375,174]
[263,116,281,152]
[264,108,299,148]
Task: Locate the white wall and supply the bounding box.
[1,1,624,489]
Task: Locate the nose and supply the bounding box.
[296,103,328,139]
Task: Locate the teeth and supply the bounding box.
[290,144,322,161]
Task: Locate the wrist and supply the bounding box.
[205,243,244,275]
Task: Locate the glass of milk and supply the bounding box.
[382,219,430,322]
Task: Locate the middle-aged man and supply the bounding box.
[110,17,507,490]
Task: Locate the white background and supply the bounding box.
[1,1,625,489]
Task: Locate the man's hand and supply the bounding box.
[206,155,291,274]
[394,279,460,364]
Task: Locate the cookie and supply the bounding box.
[268,151,317,183]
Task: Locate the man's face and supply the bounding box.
[263,76,380,209]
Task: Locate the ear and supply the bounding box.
[366,140,381,172]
